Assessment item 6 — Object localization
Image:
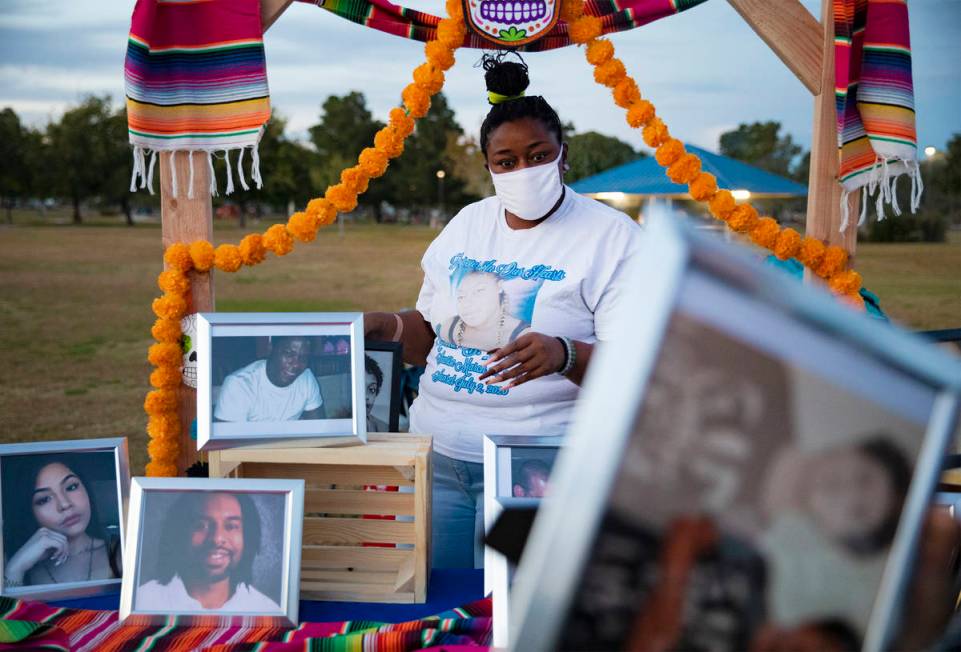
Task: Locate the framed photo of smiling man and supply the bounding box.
[196,313,367,450]
[120,477,304,627]
[0,437,130,600]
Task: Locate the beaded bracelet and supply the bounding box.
[555,336,576,377]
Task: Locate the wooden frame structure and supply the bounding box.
[162,0,854,474]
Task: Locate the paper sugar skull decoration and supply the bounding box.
[463,0,559,46]
[180,313,198,388]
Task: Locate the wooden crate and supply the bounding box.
[208,434,431,603]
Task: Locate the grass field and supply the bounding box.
[0,216,958,473]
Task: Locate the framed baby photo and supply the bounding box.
[363,341,403,433]
[196,312,368,450]
[509,215,961,652]
[119,477,304,627]
[482,435,561,647]
[0,437,130,600]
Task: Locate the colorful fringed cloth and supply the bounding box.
[124,0,271,198]
[835,0,921,229]
[0,595,491,651]
[296,0,708,52]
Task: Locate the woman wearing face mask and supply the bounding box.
[364,54,643,568]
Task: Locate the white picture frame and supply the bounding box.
[196,312,367,450]
[509,215,961,652]
[119,477,304,627]
[482,434,561,648]
[0,437,130,600]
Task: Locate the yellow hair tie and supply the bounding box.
[488,90,525,105]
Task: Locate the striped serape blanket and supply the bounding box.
[0,595,491,651]
[296,0,708,52]
[835,0,921,228]
[124,0,271,198]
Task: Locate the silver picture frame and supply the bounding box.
[509,214,961,652]
[0,437,130,600]
[119,476,304,627]
[483,434,561,648]
[196,312,368,450]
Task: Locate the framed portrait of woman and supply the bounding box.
[363,341,403,433]
[119,477,304,627]
[0,437,130,600]
[196,312,368,450]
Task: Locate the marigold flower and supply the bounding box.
[709,189,737,221]
[147,413,181,440]
[239,233,267,266]
[148,342,183,368]
[188,240,215,272]
[828,269,863,296]
[436,17,466,48]
[157,269,190,296]
[688,172,718,202]
[163,243,193,273]
[262,223,294,256]
[773,227,802,260]
[750,217,780,249]
[642,117,670,148]
[145,389,178,414]
[374,127,406,159]
[341,166,370,195]
[561,0,586,24]
[444,0,463,19]
[152,293,188,321]
[389,107,416,137]
[150,366,182,389]
[306,198,337,226]
[569,15,602,44]
[585,39,614,66]
[655,139,685,167]
[287,211,321,243]
[815,245,849,279]
[326,183,359,213]
[151,318,182,343]
[614,79,642,111]
[425,40,456,71]
[727,204,760,233]
[213,244,243,272]
[402,83,431,119]
[666,153,702,185]
[146,461,179,478]
[358,147,390,178]
[626,101,655,129]
[840,292,866,311]
[593,58,626,88]
[797,237,826,269]
[413,62,446,95]
[147,437,179,463]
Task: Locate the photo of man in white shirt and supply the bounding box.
[135,491,282,613]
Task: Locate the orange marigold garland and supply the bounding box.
[146,3,467,476]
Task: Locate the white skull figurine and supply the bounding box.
[181,313,198,388]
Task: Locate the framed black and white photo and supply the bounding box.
[119,477,304,627]
[509,215,961,652]
[196,313,367,450]
[0,438,130,600]
[483,435,561,647]
[364,341,403,433]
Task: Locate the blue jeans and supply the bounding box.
[431,450,485,568]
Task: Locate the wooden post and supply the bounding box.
[804,0,858,255]
[160,151,214,475]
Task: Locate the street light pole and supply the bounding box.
[436,169,446,218]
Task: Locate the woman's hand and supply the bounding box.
[480,333,566,389]
[5,527,69,582]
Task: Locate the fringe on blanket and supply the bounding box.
[839,157,924,232]
[128,145,263,199]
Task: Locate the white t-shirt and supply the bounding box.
[411,187,643,462]
[136,574,282,613]
[214,359,322,422]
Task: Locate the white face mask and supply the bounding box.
[489,151,564,221]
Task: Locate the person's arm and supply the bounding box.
[364,310,435,367]
[479,335,593,388]
[301,406,325,419]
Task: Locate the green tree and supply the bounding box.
[565,130,641,182]
[46,96,118,224]
[0,108,44,223]
[101,107,137,226]
[719,121,802,178]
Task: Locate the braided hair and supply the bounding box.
[479,52,563,157]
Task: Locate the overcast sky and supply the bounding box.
[1,0,958,155]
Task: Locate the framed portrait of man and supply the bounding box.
[363,341,403,433]
[482,435,561,647]
[0,438,130,600]
[196,313,367,450]
[119,477,304,627]
[509,216,961,652]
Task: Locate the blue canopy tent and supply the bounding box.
[570,145,807,218]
